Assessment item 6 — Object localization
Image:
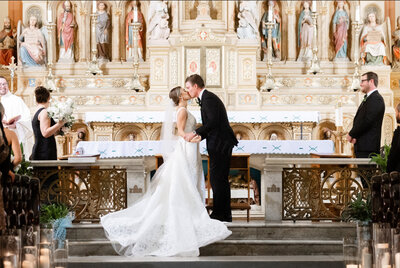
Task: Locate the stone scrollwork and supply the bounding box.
[170,50,178,86]
[112,79,127,88]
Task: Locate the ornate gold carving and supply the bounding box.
[73,78,88,88]
[281,78,296,88]
[282,167,379,220]
[243,58,253,80]
[112,79,127,88]
[34,168,127,222]
[170,50,178,85]
[384,115,394,144]
[320,77,335,87]
[391,79,399,89]
[114,8,122,17]
[180,29,225,43]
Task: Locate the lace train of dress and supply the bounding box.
[101,109,231,257]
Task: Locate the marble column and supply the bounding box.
[170,1,179,33]
[320,2,330,61]
[227,0,236,33]
[78,6,88,62]
[112,7,121,62]
[287,3,297,61]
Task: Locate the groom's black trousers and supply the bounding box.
[208,147,233,220]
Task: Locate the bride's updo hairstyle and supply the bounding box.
[169,86,181,106]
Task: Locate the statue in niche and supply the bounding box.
[237,1,258,39]
[261,1,281,61]
[297,1,314,62]
[269,132,278,140]
[332,0,349,61]
[57,0,76,62]
[96,1,110,61]
[148,0,170,40]
[0,17,17,65]
[125,0,145,61]
[18,15,46,67]
[392,16,400,69]
[360,12,389,65]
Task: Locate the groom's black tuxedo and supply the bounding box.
[196,89,238,221]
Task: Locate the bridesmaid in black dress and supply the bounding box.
[31,86,64,160]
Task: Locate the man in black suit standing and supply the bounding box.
[347,72,385,158]
[387,103,400,173]
[184,74,238,222]
[347,72,385,187]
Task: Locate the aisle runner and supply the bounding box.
[76,140,334,158]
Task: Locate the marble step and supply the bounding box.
[66,222,356,242]
[68,255,344,268]
[68,239,344,257]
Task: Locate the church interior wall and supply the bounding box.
[0,0,399,158]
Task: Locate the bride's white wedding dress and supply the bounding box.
[101,107,232,257]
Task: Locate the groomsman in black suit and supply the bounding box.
[347,72,385,158]
[387,103,400,173]
[347,72,385,187]
[184,74,238,222]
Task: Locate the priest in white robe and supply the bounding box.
[0,76,33,159]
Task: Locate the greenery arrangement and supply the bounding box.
[369,144,391,173]
[341,193,372,223]
[15,143,33,176]
[40,203,70,225]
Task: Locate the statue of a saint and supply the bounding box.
[57,0,76,62]
[148,0,170,40]
[392,16,400,69]
[332,1,349,60]
[96,1,110,61]
[261,1,281,60]
[297,1,314,62]
[125,0,145,61]
[18,15,46,67]
[0,17,16,65]
[237,1,258,39]
[360,12,388,65]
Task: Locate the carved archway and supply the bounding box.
[258,125,291,140]
[114,125,147,141]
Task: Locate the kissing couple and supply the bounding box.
[101,74,238,257]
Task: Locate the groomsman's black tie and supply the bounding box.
[197,97,202,106]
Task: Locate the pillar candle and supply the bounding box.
[40,248,50,268]
[3,261,12,268]
[355,6,360,22]
[48,9,52,23]
[268,6,272,22]
[312,1,317,12]
[93,1,96,13]
[381,252,391,267]
[345,265,358,268]
[22,260,34,268]
[395,252,400,268]
[133,6,138,22]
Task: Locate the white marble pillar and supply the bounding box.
[170,1,179,33]
[287,3,297,61]
[112,7,121,62]
[227,0,236,33]
[263,163,282,222]
[320,2,330,61]
[78,6,88,62]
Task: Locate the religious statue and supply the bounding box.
[96,1,110,61]
[392,16,400,69]
[148,0,170,40]
[332,1,349,61]
[297,1,314,62]
[18,15,46,67]
[125,0,145,61]
[360,12,388,65]
[57,0,76,62]
[237,1,258,39]
[0,17,16,65]
[261,1,281,60]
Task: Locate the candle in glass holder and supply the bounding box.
[40,248,50,268]
[22,260,35,268]
[346,265,358,268]
[93,1,96,13]
[48,9,52,23]
[395,252,400,268]
[381,252,390,267]
[268,6,272,22]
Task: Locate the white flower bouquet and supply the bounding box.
[47,98,75,135]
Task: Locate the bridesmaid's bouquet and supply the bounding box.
[47,98,75,135]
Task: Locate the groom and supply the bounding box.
[184,74,238,222]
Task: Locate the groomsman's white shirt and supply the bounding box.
[199,88,206,100]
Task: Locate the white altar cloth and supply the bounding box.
[76,140,334,158]
[84,111,320,124]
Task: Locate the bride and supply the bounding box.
[101,86,232,257]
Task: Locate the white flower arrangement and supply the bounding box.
[47,98,75,135]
